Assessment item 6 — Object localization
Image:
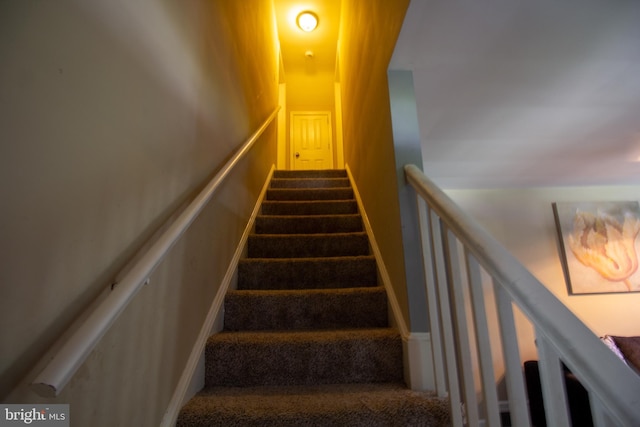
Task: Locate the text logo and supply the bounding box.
[1,405,69,427]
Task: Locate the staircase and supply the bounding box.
[177,169,450,426]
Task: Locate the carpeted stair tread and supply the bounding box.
[237,255,378,290]
[205,328,403,387]
[270,177,351,188]
[261,200,358,215]
[224,287,388,331]
[177,169,452,425]
[255,214,363,234]
[266,187,354,201]
[247,232,370,258]
[273,169,347,179]
[177,382,451,427]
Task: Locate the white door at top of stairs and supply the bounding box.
[290,111,333,170]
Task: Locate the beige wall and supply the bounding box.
[446,186,640,365]
[338,0,411,328]
[0,0,278,425]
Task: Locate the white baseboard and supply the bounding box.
[403,332,436,391]
[160,166,275,427]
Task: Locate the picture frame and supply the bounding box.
[553,201,640,295]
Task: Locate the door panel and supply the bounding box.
[290,112,333,170]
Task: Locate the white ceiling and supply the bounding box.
[390,0,640,188]
[274,0,341,75]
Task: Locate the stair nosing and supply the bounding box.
[269,187,353,192]
[209,327,399,342]
[239,255,375,262]
[227,286,386,296]
[264,200,355,204]
[256,213,361,219]
[249,231,367,238]
[271,177,350,181]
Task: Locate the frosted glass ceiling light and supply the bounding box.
[297,11,318,32]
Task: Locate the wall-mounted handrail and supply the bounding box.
[405,164,640,426]
[31,107,280,398]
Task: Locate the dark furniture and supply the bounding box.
[523,335,640,427]
[524,360,593,427]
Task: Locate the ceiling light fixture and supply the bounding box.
[297,11,318,32]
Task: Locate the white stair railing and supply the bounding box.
[30,107,280,398]
[405,164,640,427]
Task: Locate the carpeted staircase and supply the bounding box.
[177,169,450,426]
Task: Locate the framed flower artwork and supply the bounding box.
[553,201,640,294]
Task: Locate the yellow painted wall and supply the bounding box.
[337,0,411,328]
[286,70,336,111]
[284,70,337,168]
[0,0,279,424]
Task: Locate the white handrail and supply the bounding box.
[405,164,640,426]
[31,107,280,397]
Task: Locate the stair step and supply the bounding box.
[205,328,403,387]
[176,169,455,426]
[261,200,359,216]
[247,232,369,258]
[224,287,388,331]
[255,214,363,235]
[237,256,378,290]
[270,177,350,189]
[273,169,347,179]
[266,187,353,201]
[177,382,451,427]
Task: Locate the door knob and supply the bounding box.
[295,152,300,158]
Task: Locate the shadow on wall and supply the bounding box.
[1,2,279,425]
